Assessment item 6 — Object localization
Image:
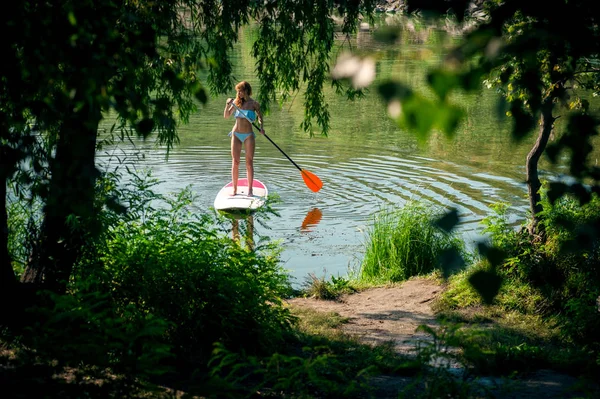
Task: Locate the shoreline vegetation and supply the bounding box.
[2,0,600,398]
[2,173,600,398]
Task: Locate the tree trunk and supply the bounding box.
[21,101,101,294]
[526,97,555,239]
[0,170,17,295]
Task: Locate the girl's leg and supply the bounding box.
[244,135,256,195]
[231,135,242,195]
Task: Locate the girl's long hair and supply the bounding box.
[234,81,252,107]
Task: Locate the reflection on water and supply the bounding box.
[97,115,531,285]
[231,215,255,251]
[301,208,323,233]
[96,19,560,285]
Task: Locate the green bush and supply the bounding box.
[481,192,600,356]
[8,170,292,374]
[360,202,467,283]
[80,172,296,368]
[207,343,373,398]
[4,169,299,391]
[539,192,600,349]
[302,272,357,300]
[22,285,173,380]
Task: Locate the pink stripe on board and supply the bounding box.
[223,179,265,189]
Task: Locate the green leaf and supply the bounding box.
[438,247,465,279]
[495,96,508,122]
[459,67,485,92]
[545,143,561,164]
[377,81,412,102]
[561,222,598,254]
[427,69,458,101]
[434,208,459,233]
[106,196,127,214]
[588,167,600,182]
[68,11,77,26]
[563,113,599,177]
[510,101,535,141]
[570,183,591,205]
[401,96,436,140]
[547,182,568,205]
[553,215,575,232]
[468,269,502,305]
[136,118,154,138]
[477,242,506,268]
[195,87,208,104]
[436,102,464,138]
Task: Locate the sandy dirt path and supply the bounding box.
[286,278,597,399]
[288,278,441,356]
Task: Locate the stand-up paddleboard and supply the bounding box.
[214,178,268,212]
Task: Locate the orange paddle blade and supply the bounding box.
[301,169,323,192]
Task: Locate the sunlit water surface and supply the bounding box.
[96,20,569,286]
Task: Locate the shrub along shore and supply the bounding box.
[2,174,599,398]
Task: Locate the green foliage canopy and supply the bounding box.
[372,0,600,302]
[398,0,600,190]
[0,0,378,293]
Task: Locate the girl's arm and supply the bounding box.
[224,98,234,118]
[255,102,265,134]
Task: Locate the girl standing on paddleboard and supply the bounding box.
[223,81,265,196]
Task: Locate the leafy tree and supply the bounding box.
[3,0,206,297]
[379,0,600,237]
[0,1,376,313]
[357,0,600,302]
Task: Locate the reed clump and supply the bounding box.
[360,201,466,283]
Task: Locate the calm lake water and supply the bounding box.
[97,17,567,286]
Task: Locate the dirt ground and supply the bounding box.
[286,278,598,399]
[289,278,442,356]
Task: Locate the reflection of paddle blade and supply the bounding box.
[301,207,323,232]
[301,170,323,192]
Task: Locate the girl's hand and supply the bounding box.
[259,128,265,135]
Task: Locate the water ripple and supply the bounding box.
[96,132,530,284]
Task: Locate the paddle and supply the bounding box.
[228,101,323,192]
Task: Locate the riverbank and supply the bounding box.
[288,276,600,398]
[2,275,598,398]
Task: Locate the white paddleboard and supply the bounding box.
[214,178,268,212]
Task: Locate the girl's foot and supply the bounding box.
[247,191,253,197]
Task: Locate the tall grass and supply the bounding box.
[360,201,467,284]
